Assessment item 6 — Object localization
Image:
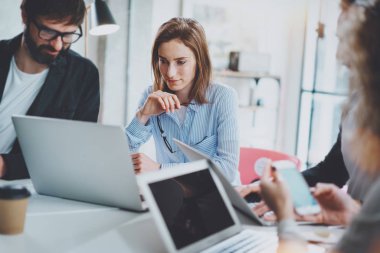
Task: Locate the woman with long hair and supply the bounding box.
[126,17,240,185]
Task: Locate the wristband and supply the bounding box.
[277,219,305,242]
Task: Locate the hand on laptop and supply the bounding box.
[235,178,276,218]
[236,182,260,198]
[131,153,160,174]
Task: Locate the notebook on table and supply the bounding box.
[12,115,147,211]
[138,160,277,253]
[173,138,274,226]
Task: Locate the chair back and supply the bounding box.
[239,147,301,184]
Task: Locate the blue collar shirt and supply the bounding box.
[126,83,241,185]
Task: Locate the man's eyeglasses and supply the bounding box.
[157,116,176,153]
[32,20,82,44]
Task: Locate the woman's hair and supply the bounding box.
[151,17,212,104]
[342,0,380,172]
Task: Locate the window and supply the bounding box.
[296,0,348,167]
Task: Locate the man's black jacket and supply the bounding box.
[0,34,100,180]
[302,130,350,187]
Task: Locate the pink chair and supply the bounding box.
[239,147,302,184]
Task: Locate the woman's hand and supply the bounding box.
[137,91,181,124]
[259,162,294,221]
[131,153,160,174]
[299,183,361,225]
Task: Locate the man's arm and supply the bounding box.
[302,129,349,187]
[1,151,29,180]
[72,63,100,122]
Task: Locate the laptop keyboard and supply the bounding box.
[201,229,277,253]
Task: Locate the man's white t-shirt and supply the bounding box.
[0,56,48,153]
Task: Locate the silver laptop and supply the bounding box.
[138,160,277,253]
[12,115,146,211]
[173,139,273,226]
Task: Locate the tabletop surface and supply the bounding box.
[0,180,333,253]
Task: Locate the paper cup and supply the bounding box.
[0,185,31,235]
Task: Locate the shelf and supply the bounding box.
[213,70,281,83]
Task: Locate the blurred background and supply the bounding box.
[0,0,348,169]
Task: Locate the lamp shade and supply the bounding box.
[89,0,120,36]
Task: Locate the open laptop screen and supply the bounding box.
[148,169,235,250]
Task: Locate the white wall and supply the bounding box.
[126,0,154,122]
[97,0,129,125]
[0,0,24,40]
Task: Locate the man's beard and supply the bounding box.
[24,26,68,65]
